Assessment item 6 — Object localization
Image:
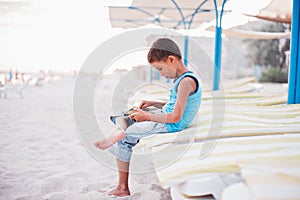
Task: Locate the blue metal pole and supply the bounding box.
[288,0,300,104]
[212,0,226,90]
[213,27,222,90]
[156,70,160,80]
[184,35,189,66]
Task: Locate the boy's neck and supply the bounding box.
[175,62,188,78]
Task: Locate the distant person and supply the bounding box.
[8,69,13,83]
[15,70,19,80]
[94,38,202,197]
[15,70,21,84]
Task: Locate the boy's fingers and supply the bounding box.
[139,103,145,108]
[133,107,141,112]
[139,100,149,108]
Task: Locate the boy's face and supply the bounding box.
[150,56,178,79]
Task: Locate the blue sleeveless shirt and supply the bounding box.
[162,71,202,132]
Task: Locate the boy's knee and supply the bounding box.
[126,121,157,135]
[120,135,139,146]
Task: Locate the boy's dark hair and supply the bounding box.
[147,38,182,63]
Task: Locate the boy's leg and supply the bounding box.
[108,158,130,196]
[94,120,166,150]
[94,116,134,150]
[94,130,125,150]
[110,116,132,131]
[98,122,168,196]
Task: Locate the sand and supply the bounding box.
[0,74,171,200]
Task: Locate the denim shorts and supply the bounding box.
[109,110,168,162]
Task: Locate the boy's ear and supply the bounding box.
[167,55,176,63]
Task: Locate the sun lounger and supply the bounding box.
[221,183,255,200]
[129,78,296,199]
[222,158,300,200]
[0,86,6,98]
[144,134,300,199]
[150,134,300,185]
[0,77,33,98]
[168,173,243,200]
[221,77,256,90]
[136,104,300,148]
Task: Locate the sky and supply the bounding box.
[0,0,276,73]
[0,0,147,72]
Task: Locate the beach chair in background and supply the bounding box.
[32,71,46,86]
[0,86,6,98]
[0,77,33,98]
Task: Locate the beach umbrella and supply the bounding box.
[205,0,298,102]
[108,0,299,97]
[108,0,228,90]
[204,0,292,39]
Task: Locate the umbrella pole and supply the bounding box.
[213,27,222,90]
[213,0,226,91]
[184,35,189,66]
[288,0,300,104]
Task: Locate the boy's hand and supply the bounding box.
[129,108,150,122]
[139,100,153,109]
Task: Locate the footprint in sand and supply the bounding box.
[81,182,111,194]
[149,184,171,199]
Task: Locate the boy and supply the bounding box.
[94,38,202,196]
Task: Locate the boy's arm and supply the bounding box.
[151,101,166,108]
[131,77,196,123]
[139,100,166,109]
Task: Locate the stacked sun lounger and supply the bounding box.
[131,77,300,200]
[0,77,33,98]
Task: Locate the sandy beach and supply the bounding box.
[0,0,297,199]
[0,75,171,200]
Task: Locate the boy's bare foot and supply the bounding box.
[108,185,130,197]
[94,132,125,150]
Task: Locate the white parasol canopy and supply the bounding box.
[108,0,226,30]
[107,0,294,90]
[108,0,292,37]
